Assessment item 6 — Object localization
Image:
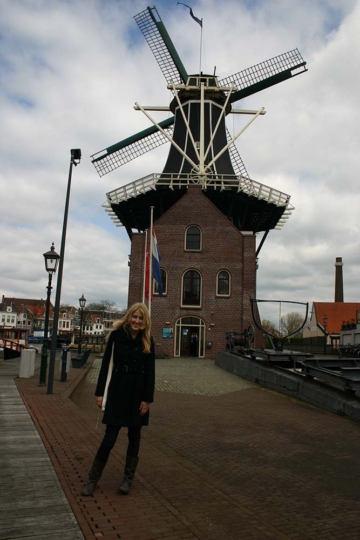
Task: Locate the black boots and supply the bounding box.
[118,455,139,495]
[82,457,106,496]
[82,454,139,496]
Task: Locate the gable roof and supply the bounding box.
[2,297,52,311]
[313,302,360,334]
[90,314,103,324]
[1,296,57,318]
[2,296,47,307]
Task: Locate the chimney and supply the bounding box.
[334,257,344,302]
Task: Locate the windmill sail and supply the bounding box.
[219,49,307,103]
[91,118,174,177]
[134,6,188,85]
[226,128,250,179]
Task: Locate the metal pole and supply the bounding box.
[148,206,154,316]
[47,150,80,394]
[38,272,52,386]
[60,346,69,382]
[78,308,83,355]
[142,229,148,304]
[324,324,327,355]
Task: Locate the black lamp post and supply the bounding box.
[47,149,81,395]
[39,243,60,386]
[323,315,328,355]
[78,293,86,354]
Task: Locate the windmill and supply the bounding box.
[91,6,307,249]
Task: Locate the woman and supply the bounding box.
[82,302,155,496]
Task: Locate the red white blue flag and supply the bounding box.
[151,226,163,297]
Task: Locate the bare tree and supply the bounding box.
[261,319,280,337]
[280,312,306,337]
[86,299,117,312]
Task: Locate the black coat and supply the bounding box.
[95,327,155,427]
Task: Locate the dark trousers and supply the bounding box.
[95,425,142,463]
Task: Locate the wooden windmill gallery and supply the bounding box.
[90,6,307,359]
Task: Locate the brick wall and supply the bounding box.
[128,233,144,307]
[128,186,257,359]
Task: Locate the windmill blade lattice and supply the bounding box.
[226,128,250,178]
[219,49,307,103]
[91,119,174,177]
[134,6,188,86]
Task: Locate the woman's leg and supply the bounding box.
[82,425,121,496]
[119,427,142,495]
[96,424,121,462]
[127,426,142,457]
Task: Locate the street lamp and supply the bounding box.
[78,293,86,354]
[39,243,60,386]
[47,149,81,395]
[323,315,328,355]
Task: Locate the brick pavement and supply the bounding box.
[15,355,360,540]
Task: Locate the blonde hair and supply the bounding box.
[112,303,152,353]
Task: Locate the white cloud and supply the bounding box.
[1,0,359,316]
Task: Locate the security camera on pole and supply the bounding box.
[47,149,81,395]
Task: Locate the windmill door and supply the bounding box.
[180,327,199,357]
[175,317,205,358]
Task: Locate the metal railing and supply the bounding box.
[102,172,293,229]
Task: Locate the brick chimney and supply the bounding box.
[334,257,344,302]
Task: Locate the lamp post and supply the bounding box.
[323,315,328,355]
[78,294,86,354]
[47,149,81,394]
[39,244,60,386]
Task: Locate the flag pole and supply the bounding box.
[142,229,148,304]
[199,19,203,75]
[149,206,154,316]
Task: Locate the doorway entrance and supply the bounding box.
[175,316,205,358]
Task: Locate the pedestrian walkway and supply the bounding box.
[3,354,360,539]
[0,357,84,540]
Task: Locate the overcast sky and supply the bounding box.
[1,0,359,321]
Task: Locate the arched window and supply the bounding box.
[182,270,201,306]
[153,268,167,296]
[185,226,201,251]
[217,270,230,296]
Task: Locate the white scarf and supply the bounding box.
[101,342,114,411]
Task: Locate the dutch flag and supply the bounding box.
[151,226,163,297]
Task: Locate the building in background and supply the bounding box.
[303,258,360,351]
[340,309,360,346]
[304,302,360,351]
[0,295,53,334]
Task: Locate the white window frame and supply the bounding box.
[181,269,202,308]
[184,225,202,252]
[216,270,231,297]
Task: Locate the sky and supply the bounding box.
[1,0,359,320]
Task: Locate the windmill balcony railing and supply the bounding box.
[104,172,291,207]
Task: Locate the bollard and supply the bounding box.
[59,349,71,375]
[19,349,36,378]
[60,346,70,382]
